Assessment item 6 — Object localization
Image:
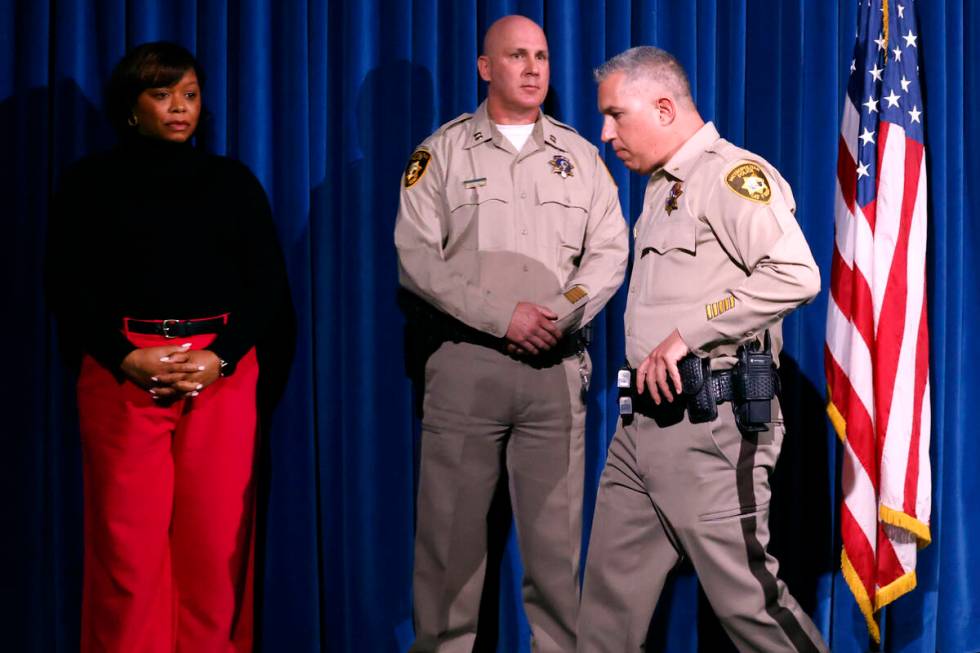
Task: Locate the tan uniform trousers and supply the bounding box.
[412,341,589,653]
[578,399,827,653]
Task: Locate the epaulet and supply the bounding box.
[706,138,740,162]
[543,113,579,135]
[434,112,474,137]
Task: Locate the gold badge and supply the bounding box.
[403,150,431,188]
[725,162,772,204]
[549,155,574,179]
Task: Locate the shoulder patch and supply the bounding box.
[403,150,431,188]
[724,162,772,204]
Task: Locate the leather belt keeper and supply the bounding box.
[124,315,227,338]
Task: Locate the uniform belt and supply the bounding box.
[397,289,587,361]
[626,368,736,422]
[448,323,586,358]
[124,315,228,338]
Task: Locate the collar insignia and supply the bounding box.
[549,155,574,179]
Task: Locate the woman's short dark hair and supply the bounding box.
[105,41,203,136]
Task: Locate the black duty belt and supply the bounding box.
[446,321,586,358]
[397,289,587,360]
[124,315,227,338]
[618,345,778,432]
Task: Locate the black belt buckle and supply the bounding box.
[160,319,180,339]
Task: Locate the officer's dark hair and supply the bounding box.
[105,41,204,137]
[594,46,694,107]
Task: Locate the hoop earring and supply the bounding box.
[127,114,138,127]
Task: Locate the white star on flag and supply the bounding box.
[903,30,918,47]
[884,90,901,108]
[863,96,879,113]
[859,128,875,146]
[874,34,888,50]
[901,76,911,92]
[893,46,903,62]
[897,4,905,17]
[869,63,883,81]
[856,160,870,178]
[908,105,922,123]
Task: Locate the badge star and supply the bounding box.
[900,76,911,92]
[874,34,888,51]
[884,90,901,108]
[863,95,879,113]
[869,63,883,81]
[741,175,767,195]
[908,105,922,123]
[892,46,903,62]
[898,4,905,18]
[857,161,870,179]
[903,30,918,48]
[859,128,875,146]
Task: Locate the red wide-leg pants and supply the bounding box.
[77,331,257,653]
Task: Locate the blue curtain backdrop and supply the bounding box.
[2,0,977,651]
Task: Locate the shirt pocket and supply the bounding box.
[638,218,698,304]
[445,181,510,251]
[536,181,590,253]
[536,182,591,281]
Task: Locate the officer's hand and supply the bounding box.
[151,349,222,397]
[120,343,203,398]
[505,302,561,355]
[637,329,690,405]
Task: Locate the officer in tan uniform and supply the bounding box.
[578,47,828,652]
[394,15,629,653]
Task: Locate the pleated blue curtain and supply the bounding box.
[2,1,977,651]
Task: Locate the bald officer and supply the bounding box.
[395,14,628,653]
[578,47,828,653]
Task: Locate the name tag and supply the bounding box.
[463,177,487,189]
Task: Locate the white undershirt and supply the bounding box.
[494,122,535,152]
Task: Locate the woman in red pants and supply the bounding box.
[47,42,290,652]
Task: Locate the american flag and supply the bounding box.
[825,0,932,642]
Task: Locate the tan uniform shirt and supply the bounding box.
[625,122,820,368]
[395,102,629,338]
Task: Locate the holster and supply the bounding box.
[678,354,717,423]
